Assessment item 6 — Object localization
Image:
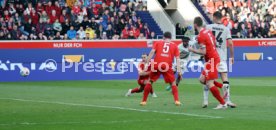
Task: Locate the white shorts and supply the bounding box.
[218,61,228,73]
[173,59,188,74]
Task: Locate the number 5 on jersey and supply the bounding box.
[163,42,170,53]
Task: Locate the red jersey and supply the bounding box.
[138,62,150,80]
[197,28,220,61]
[153,40,180,67]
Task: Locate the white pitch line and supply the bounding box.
[0,119,170,126]
[0,118,214,126]
[0,98,223,119]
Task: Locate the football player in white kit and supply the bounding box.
[202,11,236,108]
[166,37,191,91]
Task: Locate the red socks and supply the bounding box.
[210,86,225,104]
[214,81,223,88]
[149,87,153,94]
[131,87,140,93]
[142,84,152,102]
[171,85,179,101]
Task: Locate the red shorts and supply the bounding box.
[149,66,175,83]
[201,58,220,81]
[137,78,147,86]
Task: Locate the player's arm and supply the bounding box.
[228,39,234,64]
[138,65,150,76]
[176,56,182,76]
[139,71,150,76]
[226,28,234,64]
[146,49,155,63]
[188,44,206,55]
[138,63,150,76]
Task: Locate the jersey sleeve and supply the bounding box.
[138,62,143,70]
[174,45,180,57]
[153,41,158,50]
[226,27,232,40]
[197,34,205,45]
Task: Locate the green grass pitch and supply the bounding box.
[0,77,276,130]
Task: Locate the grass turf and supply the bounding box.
[0,77,276,130]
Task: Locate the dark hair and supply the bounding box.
[182,36,190,42]
[142,53,148,56]
[194,17,203,27]
[213,11,222,19]
[163,31,172,39]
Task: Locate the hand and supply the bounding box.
[229,57,234,64]
[188,46,194,52]
[177,71,182,80]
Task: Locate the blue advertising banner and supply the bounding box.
[0,39,276,82]
[0,46,276,82]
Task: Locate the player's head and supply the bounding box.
[141,53,148,62]
[193,17,203,31]
[182,36,190,48]
[163,31,172,39]
[213,11,222,23]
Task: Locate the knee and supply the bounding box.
[199,78,205,85]
[138,87,144,92]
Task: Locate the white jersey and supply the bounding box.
[206,24,232,61]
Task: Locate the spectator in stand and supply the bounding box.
[10,25,20,40]
[132,25,140,38]
[60,10,69,24]
[128,31,136,39]
[199,0,275,38]
[99,16,108,31]
[223,13,234,30]
[149,31,156,39]
[176,23,188,39]
[85,26,95,39]
[0,0,159,40]
[0,31,5,40]
[102,32,108,40]
[53,19,62,32]
[77,26,86,39]
[106,24,114,39]
[61,19,70,35]
[44,19,54,37]
[24,19,33,35]
[121,25,129,39]
[40,11,49,23]
[45,1,54,15]
[54,32,62,40]
[49,10,59,24]
[138,33,146,39]
[141,24,150,38]
[96,24,104,39]
[67,26,77,39]
[231,23,240,38]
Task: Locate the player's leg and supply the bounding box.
[166,60,185,91]
[220,72,236,108]
[176,59,187,86]
[147,79,158,97]
[199,71,209,108]
[218,61,236,107]
[163,69,181,106]
[140,71,160,106]
[125,79,145,96]
[206,59,227,109]
[206,79,227,109]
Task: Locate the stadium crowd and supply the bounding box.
[0,0,158,40]
[198,0,276,38]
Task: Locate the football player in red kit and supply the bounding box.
[189,17,227,109]
[140,32,182,106]
[125,54,157,97]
